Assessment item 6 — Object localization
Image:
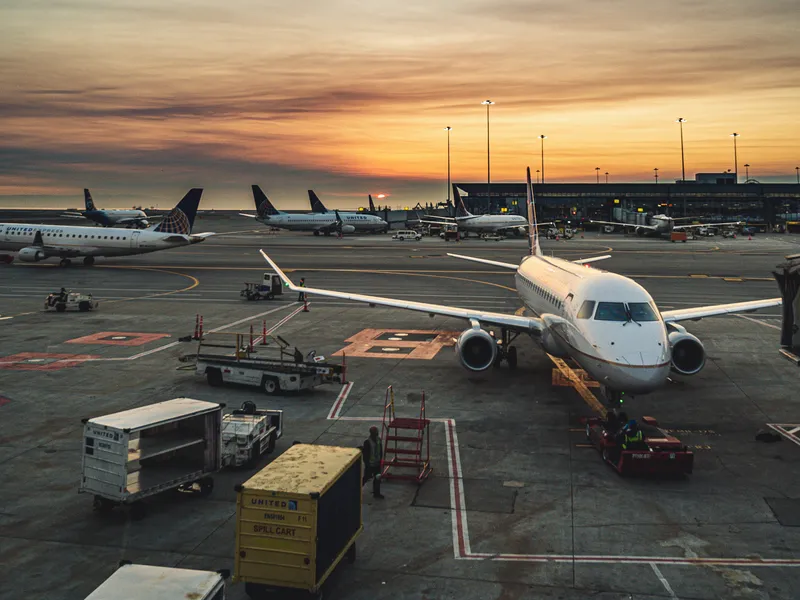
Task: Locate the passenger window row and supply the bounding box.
[520,276,563,310]
[7,231,127,240]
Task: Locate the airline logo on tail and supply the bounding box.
[84,189,96,211]
[456,195,472,218]
[308,190,328,213]
[154,189,202,234]
[252,185,281,219]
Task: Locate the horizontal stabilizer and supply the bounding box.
[239,213,258,219]
[447,253,518,270]
[573,255,612,265]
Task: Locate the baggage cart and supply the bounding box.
[222,401,283,468]
[233,444,363,599]
[85,561,228,600]
[241,271,283,301]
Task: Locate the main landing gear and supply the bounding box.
[59,258,72,267]
[83,256,95,266]
[494,328,519,369]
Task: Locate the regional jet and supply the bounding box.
[0,189,213,267]
[590,214,742,237]
[420,194,531,236]
[259,168,781,404]
[307,190,388,233]
[241,186,386,236]
[61,189,161,229]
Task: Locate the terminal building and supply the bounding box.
[453,174,800,227]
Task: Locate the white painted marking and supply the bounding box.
[327,382,354,420]
[767,424,800,448]
[381,347,400,352]
[789,426,800,436]
[735,314,782,330]
[395,332,409,337]
[650,563,678,598]
[388,337,403,341]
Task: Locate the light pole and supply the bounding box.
[731,133,740,183]
[744,163,750,182]
[539,134,547,183]
[595,167,600,184]
[536,169,540,184]
[676,118,686,182]
[654,168,659,184]
[444,127,452,204]
[605,171,609,184]
[481,100,494,207]
[796,166,799,184]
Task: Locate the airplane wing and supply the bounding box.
[239,213,258,219]
[189,232,215,243]
[446,253,519,270]
[661,298,782,323]
[114,216,150,225]
[260,250,542,333]
[60,213,86,219]
[674,221,742,230]
[589,220,657,231]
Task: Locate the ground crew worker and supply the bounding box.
[362,426,385,499]
[297,278,305,302]
[621,419,644,450]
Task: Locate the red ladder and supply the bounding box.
[380,386,432,484]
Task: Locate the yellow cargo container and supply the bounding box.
[234,444,363,598]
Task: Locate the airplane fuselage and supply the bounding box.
[262,212,386,232]
[515,255,671,394]
[457,214,527,234]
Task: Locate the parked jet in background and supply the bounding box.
[590,214,742,237]
[61,189,160,229]
[308,190,388,233]
[420,195,540,236]
[260,168,780,404]
[0,189,212,267]
[241,185,356,236]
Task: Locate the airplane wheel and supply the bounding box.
[83,256,95,266]
[59,258,71,267]
[313,230,320,236]
[507,346,518,369]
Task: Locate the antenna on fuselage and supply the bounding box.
[526,167,541,256]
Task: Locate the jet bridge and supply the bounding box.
[773,253,800,364]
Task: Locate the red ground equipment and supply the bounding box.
[380,386,432,484]
[585,415,693,476]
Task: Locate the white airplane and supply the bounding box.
[61,189,160,229]
[590,214,742,237]
[420,194,531,236]
[308,190,388,233]
[0,189,213,267]
[259,168,781,404]
[241,186,387,236]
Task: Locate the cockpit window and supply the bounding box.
[627,302,658,321]
[594,302,627,321]
[576,300,596,319]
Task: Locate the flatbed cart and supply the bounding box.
[181,332,346,395]
[240,271,283,301]
[585,415,694,476]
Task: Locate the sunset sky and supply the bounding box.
[1,0,799,209]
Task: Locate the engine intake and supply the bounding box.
[455,328,497,372]
[668,329,706,375]
[17,247,45,263]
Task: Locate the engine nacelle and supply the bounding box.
[455,328,497,372]
[540,327,569,357]
[17,247,45,263]
[668,327,706,376]
[340,224,355,234]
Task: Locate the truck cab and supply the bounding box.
[221,402,283,468]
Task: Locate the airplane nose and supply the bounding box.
[619,351,665,367]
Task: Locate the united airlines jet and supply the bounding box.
[260,168,780,403]
[61,189,160,229]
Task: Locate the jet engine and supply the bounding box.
[668,326,706,375]
[455,328,497,372]
[341,224,355,234]
[17,247,45,263]
[540,327,569,357]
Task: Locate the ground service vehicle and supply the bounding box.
[44,290,99,312]
[187,332,346,395]
[85,562,228,600]
[234,444,363,599]
[670,231,688,243]
[241,271,283,301]
[222,401,284,468]
[585,415,694,476]
[392,229,422,241]
[80,398,223,518]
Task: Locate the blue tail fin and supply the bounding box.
[84,189,96,211]
[154,189,202,234]
[456,193,472,218]
[252,185,282,218]
[308,190,328,213]
[368,194,376,212]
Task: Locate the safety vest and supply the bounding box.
[366,437,382,467]
[622,429,643,449]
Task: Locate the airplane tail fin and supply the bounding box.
[154,189,202,234]
[252,185,282,219]
[455,193,472,218]
[84,189,96,211]
[527,167,541,256]
[368,194,376,212]
[308,190,328,213]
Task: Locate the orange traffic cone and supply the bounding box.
[303,298,309,312]
[748,234,752,240]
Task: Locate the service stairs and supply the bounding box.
[380,386,432,484]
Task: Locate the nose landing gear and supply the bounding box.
[600,385,626,408]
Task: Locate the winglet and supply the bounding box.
[260,250,299,291]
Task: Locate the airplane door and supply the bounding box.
[130,230,141,249]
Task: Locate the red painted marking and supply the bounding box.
[0,396,10,407]
[66,331,170,346]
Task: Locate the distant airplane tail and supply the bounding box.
[154,189,202,234]
[526,167,541,256]
[456,194,472,218]
[308,190,328,213]
[368,194,376,212]
[252,185,282,219]
[84,189,96,211]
